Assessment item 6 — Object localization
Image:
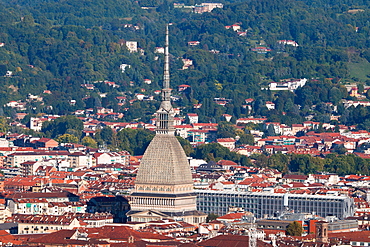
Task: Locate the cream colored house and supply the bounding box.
[11,214,82,234]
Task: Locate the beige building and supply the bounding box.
[7,151,92,168]
[127,26,206,225]
[11,212,113,234]
[93,152,128,165]
[11,214,82,234]
[20,161,41,176]
[194,3,223,13]
[7,151,69,167]
[7,198,49,215]
[47,202,87,215]
[0,204,12,223]
[67,152,93,168]
[126,41,138,53]
[217,138,236,150]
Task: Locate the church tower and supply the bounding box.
[127,25,207,225]
[315,221,329,244]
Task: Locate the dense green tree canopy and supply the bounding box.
[81,136,98,148]
[1,0,370,124]
[41,116,83,138]
[55,133,79,144]
[193,142,249,166]
[116,128,155,155]
[0,117,9,133]
[286,221,303,236]
[252,153,370,176]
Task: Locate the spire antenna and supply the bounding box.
[163,24,170,90]
[156,24,175,135]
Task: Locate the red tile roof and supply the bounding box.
[83,225,174,241]
[217,212,247,220]
[198,234,272,247]
[27,229,109,246]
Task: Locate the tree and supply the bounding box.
[42,116,83,138]
[82,136,98,148]
[206,213,219,222]
[251,154,269,168]
[193,143,229,162]
[55,133,79,144]
[289,154,310,173]
[328,87,343,104]
[100,126,115,145]
[267,124,276,136]
[237,133,254,145]
[217,121,236,138]
[4,0,370,133]
[0,117,9,133]
[332,144,347,154]
[176,136,194,156]
[0,65,7,76]
[286,221,303,236]
[267,153,289,173]
[192,142,247,164]
[116,128,154,155]
[358,83,364,94]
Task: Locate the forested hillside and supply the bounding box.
[1,0,370,123]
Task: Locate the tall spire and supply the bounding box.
[156,24,175,135]
[127,23,207,225]
[163,24,170,93]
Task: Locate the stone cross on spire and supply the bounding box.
[155,24,175,135]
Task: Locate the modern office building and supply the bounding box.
[196,190,354,219]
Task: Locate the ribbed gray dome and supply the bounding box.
[136,134,193,185]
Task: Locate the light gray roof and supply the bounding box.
[135,134,193,186]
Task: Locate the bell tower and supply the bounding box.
[315,221,329,244]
